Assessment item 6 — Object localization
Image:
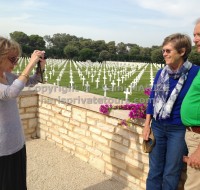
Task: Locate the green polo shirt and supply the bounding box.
[181,70,200,126]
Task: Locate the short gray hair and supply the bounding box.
[195,18,200,25]
[162,33,191,61]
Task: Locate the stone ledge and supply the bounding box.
[22,83,145,127]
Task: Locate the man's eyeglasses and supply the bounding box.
[161,49,172,54]
[7,57,20,65]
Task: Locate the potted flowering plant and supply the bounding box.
[99,87,151,126]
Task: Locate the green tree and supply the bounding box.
[116,42,128,55]
[10,31,29,45]
[188,48,200,66]
[10,31,30,56]
[151,48,164,65]
[79,48,94,61]
[50,33,78,58]
[29,34,45,50]
[140,47,151,62]
[64,45,79,59]
[99,50,110,61]
[79,39,92,49]
[9,30,159,61]
[107,41,116,60]
[91,40,107,53]
[129,44,140,61]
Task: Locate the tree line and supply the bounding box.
[9,31,200,65]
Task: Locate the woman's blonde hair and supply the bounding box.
[0,36,21,58]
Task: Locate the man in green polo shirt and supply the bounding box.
[181,18,200,190]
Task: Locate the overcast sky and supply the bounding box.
[1,0,200,47]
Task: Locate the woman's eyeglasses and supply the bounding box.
[161,49,172,54]
[7,57,20,65]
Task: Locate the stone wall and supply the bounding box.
[18,90,38,138]
[18,84,186,190]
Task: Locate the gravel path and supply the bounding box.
[26,139,131,190]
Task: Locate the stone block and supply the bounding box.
[21,96,37,107]
[89,156,105,173]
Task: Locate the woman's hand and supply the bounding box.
[143,124,151,140]
[18,50,46,83]
[29,50,46,68]
[38,51,46,70]
[142,114,152,140]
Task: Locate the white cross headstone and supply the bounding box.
[103,75,107,85]
[85,81,90,92]
[98,72,101,78]
[124,88,131,102]
[111,80,116,92]
[117,77,121,87]
[49,71,52,79]
[87,71,90,78]
[121,75,125,83]
[91,74,94,83]
[103,85,109,97]
[95,78,100,88]
[69,78,74,89]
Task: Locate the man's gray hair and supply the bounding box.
[195,18,200,25]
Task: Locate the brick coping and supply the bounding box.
[21,83,145,126]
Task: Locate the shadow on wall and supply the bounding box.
[83,178,129,190]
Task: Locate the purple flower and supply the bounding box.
[144,87,151,96]
[99,87,150,123]
[128,104,146,119]
[99,104,112,115]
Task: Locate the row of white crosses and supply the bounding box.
[14,59,159,102]
[71,60,98,91]
[55,61,68,86]
[17,58,161,102]
[15,58,67,83]
[71,61,149,101]
[43,59,67,85]
[104,62,146,100]
[96,62,137,88]
[74,61,89,88]
[123,64,148,101]
[30,59,152,101]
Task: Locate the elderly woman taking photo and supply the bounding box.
[142,33,200,190]
[0,36,46,190]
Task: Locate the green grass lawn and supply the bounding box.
[14,59,159,103]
